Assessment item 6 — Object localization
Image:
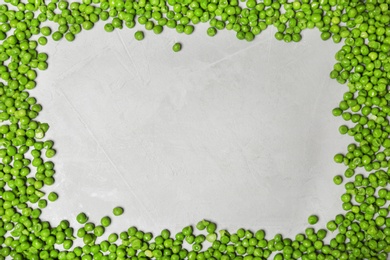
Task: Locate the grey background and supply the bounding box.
[33,22,350,241]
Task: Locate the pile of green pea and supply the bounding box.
[0,0,389,257]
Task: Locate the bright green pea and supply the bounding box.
[84,222,95,232]
[333,153,344,163]
[172,43,182,52]
[134,31,144,41]
[113,206,124,216]
[108,233,118,243]
[153,25,163,34]
[104,23,114,32]
[100,216,111,227]
[308,215,319,225]
[48,192,58,202]
[52,31,63,41]
[207,27,217,37]
[76,212,88,224]
[333,175,343,185]
[83,234,94,245]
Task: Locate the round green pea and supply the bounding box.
[172,43,182,52]
[101,216,111,227]
[48,192,58,202]
[113,206,124,216]
[76,212,88,224]
[134,31,144,41]
[308,215,319,225]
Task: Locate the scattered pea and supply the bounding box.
[134,31,144,41]
[172,42,182,52]
[76,212,88,224]
[113,206,124,216]
[308,215,319,225]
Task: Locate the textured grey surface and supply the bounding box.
[34,22,350,240]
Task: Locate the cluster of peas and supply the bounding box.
[0,0,388,257]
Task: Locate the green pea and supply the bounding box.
[84,222,95,232]
[52,31,63,41]
[83,234,94,245]
[184,25,194,35]
[308,215,319,225]
[207,27,217,37]
[104,23,114,32]
[108,233,118,243]
[335,153,345,163]
[76,212,88,224]
[172,43,182,52]
[132,30,144,41]
[99,216,111,227]
[153,25,163,34]
[77,228,86,238]
[37,199,47,209]
[113,206,124,216]
[333,175,343,185]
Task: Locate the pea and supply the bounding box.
[134,31,144,41]
[308,215,319,225]
[172,42,182,52]
[76,213,88,224]
[113,206,124,216]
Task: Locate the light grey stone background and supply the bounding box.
[33,22,350,241]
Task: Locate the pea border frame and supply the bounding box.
[0,0,389,259]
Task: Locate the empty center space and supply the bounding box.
[36,25,348,235]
